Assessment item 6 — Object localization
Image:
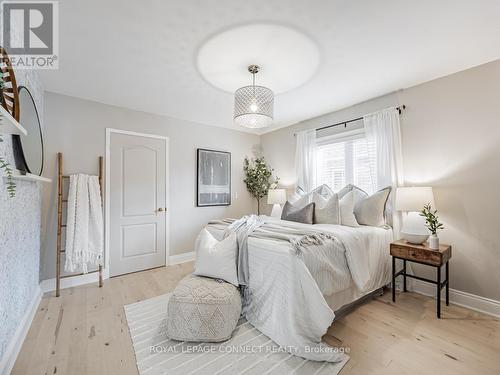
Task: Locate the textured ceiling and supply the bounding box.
[197,23,320,94]
[40,0,500,134]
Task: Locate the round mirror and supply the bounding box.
[16,86,44,176]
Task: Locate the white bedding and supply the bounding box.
[207,216,393,362]
[247,219,393,310]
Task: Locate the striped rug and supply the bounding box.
[124,293,349,375]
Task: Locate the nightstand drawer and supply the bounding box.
[390,243,450,266]
[390,245,410,259]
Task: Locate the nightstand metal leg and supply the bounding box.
[437,265,441,318]
[446,261,449,306]
[403,259,407,292]
[392,256,396,302]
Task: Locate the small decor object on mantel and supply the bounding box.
[420,203,444,250]
[243,156,279,215]
[197,148,231,207]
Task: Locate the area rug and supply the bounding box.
[124,293,349,375]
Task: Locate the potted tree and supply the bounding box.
[243,157,279,215]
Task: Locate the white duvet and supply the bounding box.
[247,218,392,361]
[209,216,393,362]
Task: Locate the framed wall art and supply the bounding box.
[197,148,231,207]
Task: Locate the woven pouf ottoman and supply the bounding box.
[166,274,242,342]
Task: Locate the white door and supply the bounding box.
[109,132,168,277]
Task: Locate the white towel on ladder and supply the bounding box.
[65,174,104,273]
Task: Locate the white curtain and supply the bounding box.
[295,129,317,193]
[364,107,404,236]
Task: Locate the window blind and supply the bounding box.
[316,131,376,194]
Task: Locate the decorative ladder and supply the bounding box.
[55,152,103,297]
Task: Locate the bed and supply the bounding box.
[248,219,393,311]
[206,215,393,362]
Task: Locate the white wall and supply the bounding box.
[261,59,500,302]
[41,92,259,280]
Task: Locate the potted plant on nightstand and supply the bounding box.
[420,204,444,249]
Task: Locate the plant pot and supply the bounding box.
[428,234,439,250]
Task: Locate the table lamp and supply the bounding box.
[267,189,287,218]
[396,187,435,244]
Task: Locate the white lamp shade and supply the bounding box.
[395,187,435,212]
[267,189,287,204]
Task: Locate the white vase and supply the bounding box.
[428,234,439,250]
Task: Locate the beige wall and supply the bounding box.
[41,92,259,279]
[41,60,500,299]
[261,59,500,301]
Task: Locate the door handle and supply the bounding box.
[157,207,164,212]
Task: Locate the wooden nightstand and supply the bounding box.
[390,240,452,318]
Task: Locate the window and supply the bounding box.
[316,130,375,194]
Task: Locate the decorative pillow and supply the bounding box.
[292,184,333,209]
[339,190,360,227]
[288,186,306,204]
[352,187,369,206]
[312,192,340,225]
[353,187,392,227]
[293,193,310,209]
[281,201,315,224]
[311,184,334,200]
[338,184,368,200]
[337,184,353,199]
[194,228,238,286]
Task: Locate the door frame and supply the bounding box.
[105,128,170,279]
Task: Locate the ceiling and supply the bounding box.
[40,0,500,134]
[197,23,320,94]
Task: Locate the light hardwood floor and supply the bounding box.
[12,262,500,375]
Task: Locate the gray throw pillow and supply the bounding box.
[281,201,315,224]
[312,192,340,224]
[353,187,391,226]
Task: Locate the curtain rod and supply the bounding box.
[294,105,406,136]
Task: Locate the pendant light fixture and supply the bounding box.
[234,65,274,129]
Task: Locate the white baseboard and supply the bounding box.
[168,251,195,265]
[0,285,42,375]
[41,272,101,294]
[412,280,500,318]
[41,253,195,293]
